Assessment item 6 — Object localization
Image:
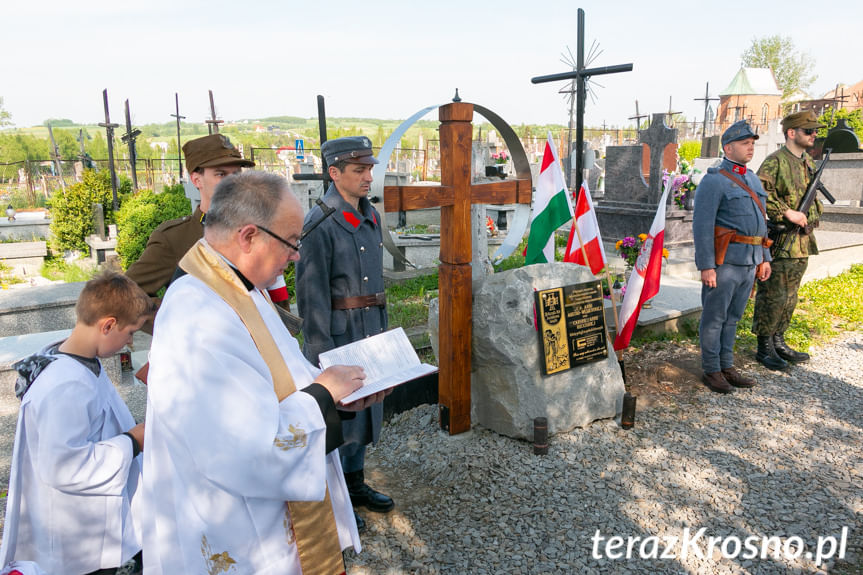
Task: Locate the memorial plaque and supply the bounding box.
[535,281,608,375]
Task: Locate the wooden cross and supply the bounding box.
[694,82,719,140]
[97,89,120,210]
[121,99,141,192]
[381,102,531,435]
[628,99,648,130]
[206,89,223,134]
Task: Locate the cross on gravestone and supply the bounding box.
[121,99,141,192]
[206,90,223,134]
[531,8,632,197]
[694,82,719,140]
[639,113,678,204]
[170,93,185,179]
[97,89,120,210]
[628,99,648,130]
[380,102,532,435]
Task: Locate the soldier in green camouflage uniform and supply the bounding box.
[752,110,825,369]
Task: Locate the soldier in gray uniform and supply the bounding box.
[295,136,392,531]
[693,121,772,393]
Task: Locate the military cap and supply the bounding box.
[322,136,379,166]
[183,134,255,174]
[781,110,825,132]
[721,120,760,146]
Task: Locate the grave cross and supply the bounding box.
[665,96,682,125]
[97,89,120,210]
[639,113,678,203]
[729,101,747,123]
[381,101,532,435]
[628,100,648,130]
[531,8,632,196]
[170,93,185,179]
[694,82,719,140]
[46,123,66,191]
[828,84,849,111]
[121,99,141,192]
[206,90,223,134]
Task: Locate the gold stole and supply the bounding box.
[180,240,345,575]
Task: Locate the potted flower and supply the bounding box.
[663,160,701,210]
[615,234,670,276]
[485,151,509,179]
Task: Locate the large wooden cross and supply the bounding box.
[381,102,531,435]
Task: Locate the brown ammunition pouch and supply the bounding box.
[714,226,772,266]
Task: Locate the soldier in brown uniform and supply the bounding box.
[752,110,825,369]
[125,134,254,317]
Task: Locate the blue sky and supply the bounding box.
[2,0,860,129]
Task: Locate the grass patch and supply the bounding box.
[40,257,97,283]
[387,271,438,330]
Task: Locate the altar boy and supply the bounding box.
[0,272,153,575]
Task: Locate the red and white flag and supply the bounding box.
[563,181,607,274]
[613,181,671,351]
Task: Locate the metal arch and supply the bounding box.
[371,102,534,268]
[372,104,445,270]
[471,104,533,262]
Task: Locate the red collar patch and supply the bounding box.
[342,211,360,228]
[731,164,747,175]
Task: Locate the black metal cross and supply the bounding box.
[628,100,648,129]
[121,99,141,192]
[97,89,120,210]
[170,93,185,179]
[665,96,682,125]
[206,90,223,134]
[531,8,632,196]
[694,82,719,140]
[46,124,66,190]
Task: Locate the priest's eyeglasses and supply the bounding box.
[255,225,301,253]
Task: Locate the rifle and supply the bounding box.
[769,148,836,256]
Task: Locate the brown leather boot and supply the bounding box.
[702,371,734,394]
[721,367,756,388]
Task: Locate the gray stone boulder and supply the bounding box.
[429,262,625,440]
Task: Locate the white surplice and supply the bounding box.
[142,273,361,575]
[0,358,142,575]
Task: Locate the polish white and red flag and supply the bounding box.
[563,181,607,274]
[613,180,671,351]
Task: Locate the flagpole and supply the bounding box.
[571,215,622,358]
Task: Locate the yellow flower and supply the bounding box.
[662,248,669,259]
[638,233,648,242]
[615,240,623,250]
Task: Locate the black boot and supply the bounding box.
[773,333,810,363]
[353,509,366,532]
[345,469,394,513]
[756,335,789,370]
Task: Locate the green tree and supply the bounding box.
[741,36,816,99]
[816,108,863,141]
[115,183,191,268]
[0,97,11,127]
[48,169,130,253]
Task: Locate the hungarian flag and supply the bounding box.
[525,133,574,265]
[563,181,607,274]
[613,181,671,351]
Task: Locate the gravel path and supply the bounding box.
[347,333,863,574]
[0,334,859,574]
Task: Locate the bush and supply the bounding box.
[115,183,191,269]
[48,170,130,253]
[678,140,701,164]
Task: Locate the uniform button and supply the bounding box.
[364,306,370,311]
[366,334,372,338]
[360,246,366,252]
[379,242,383,247]
[363,276,368,282]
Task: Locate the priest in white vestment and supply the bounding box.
[142,171,381,575]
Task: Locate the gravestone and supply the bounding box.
[824,119,862,154]
[428,263,624,439]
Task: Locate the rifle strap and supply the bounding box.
[719,169,767,218]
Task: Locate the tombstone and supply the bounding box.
[824,119,862,154]
[751,118,784,172]
[596,114,693,256]
[700,135,721,158]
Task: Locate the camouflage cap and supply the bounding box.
[183,134,255,173]
[721,120,759,146]
[781,110,825,132]
[322,136,379,166]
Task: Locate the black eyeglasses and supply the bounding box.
[801,128,817,135]
[255,224,301,253]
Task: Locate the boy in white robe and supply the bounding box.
[142,171,383,575]
[0,272,154,575]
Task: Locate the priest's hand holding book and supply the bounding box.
[314,365,390,412]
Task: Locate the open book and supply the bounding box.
[318,327,438,405]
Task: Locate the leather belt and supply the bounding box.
[731,234,765,246]
[332,292,386,310]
